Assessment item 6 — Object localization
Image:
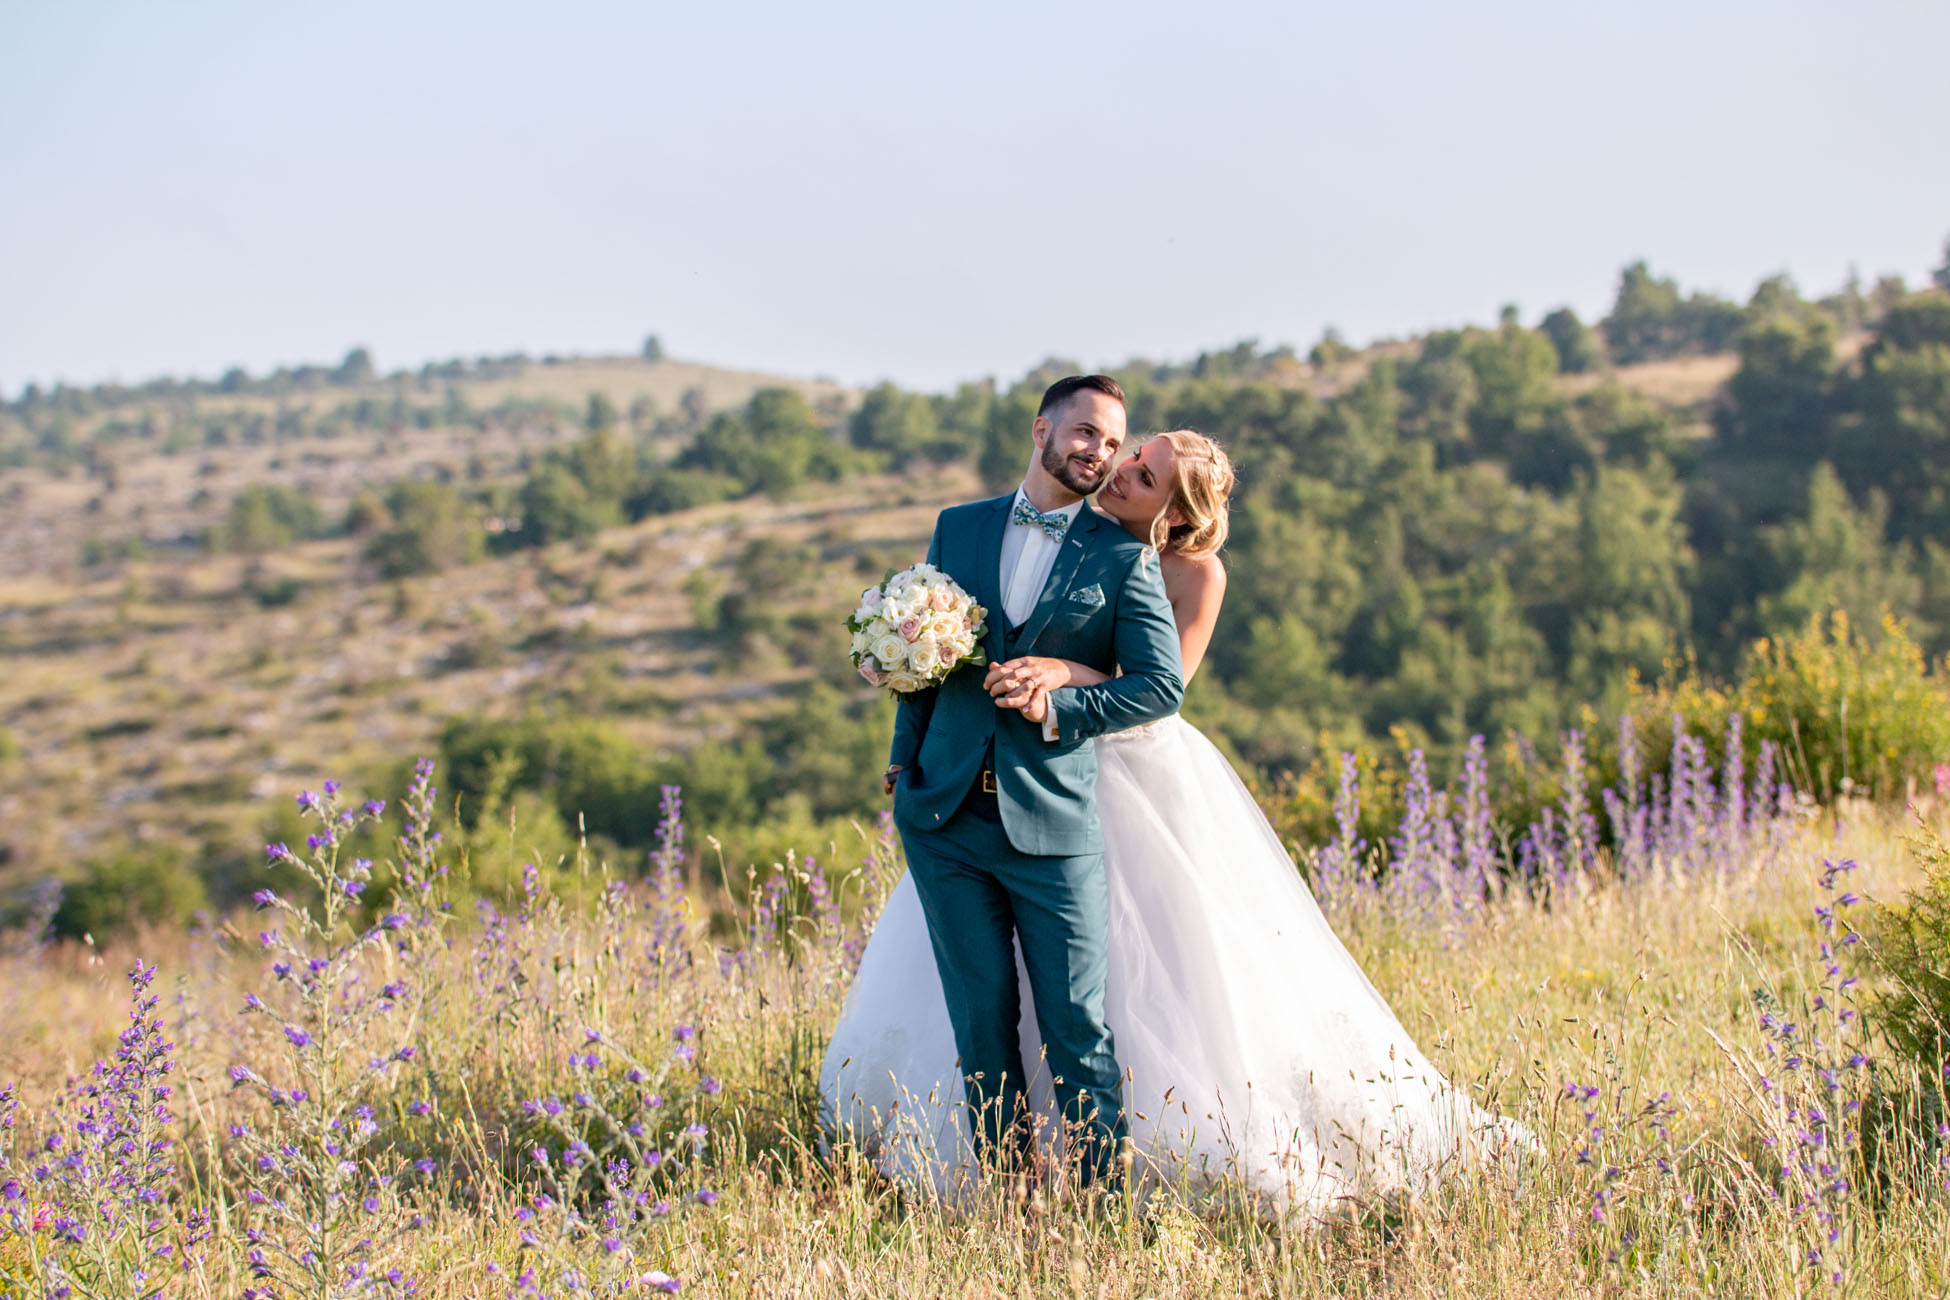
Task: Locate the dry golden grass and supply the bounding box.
[3,805,1945,1297]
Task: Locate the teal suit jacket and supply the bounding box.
[889,493,1185,857]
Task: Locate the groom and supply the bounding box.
[882,374,1184,1182]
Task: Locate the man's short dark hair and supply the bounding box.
[1037,374,1125,419]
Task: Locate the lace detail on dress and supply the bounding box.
[1099,714,1180,745]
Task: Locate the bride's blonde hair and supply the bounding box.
[1145,429,1234,560]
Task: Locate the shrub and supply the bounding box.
[1875,817,1950,1068]
[1628,611,1950,801]
[222,483,326,554]
[364,479,485,578]
[52,845,210,941]
[628,469,738,517]
[515,462,622,546]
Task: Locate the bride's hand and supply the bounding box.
[985,657,1070,701]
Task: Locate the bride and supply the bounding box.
[821,430,1525,1216]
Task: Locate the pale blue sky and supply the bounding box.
[3,1,1946,396]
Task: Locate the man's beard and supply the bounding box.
[1042,441,1108,496]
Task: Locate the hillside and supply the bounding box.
[4,257,1949,918]
[0,355,851,578]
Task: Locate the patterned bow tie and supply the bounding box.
[1012,496,1073,541]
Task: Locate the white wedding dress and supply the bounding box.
[820,715,1528,1217]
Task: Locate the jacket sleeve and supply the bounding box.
[1044,548,1184,743]
[887,519,944,770]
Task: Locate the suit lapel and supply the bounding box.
[1012,505,1097,652]
[972,494,1011,663]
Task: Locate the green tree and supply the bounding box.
[223,484,325,554]
[1602,261,1742,363]
[335,347,375,385]
[1538,307,1599,374]
[1309,327,1355,369]
[585,391,620,435]
[1566,462,1693,693]
[1754,465,1920,638]
[1717,306,1836,455]
[53,846,210,941]
[516,463,620,546]
[641,334,665,362]
[1456,324,1561,470]
[365,479,485,578]
[849,382,939,463]
[676,387,849,498]
[1835,294,1950,543]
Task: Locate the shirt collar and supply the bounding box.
[1011,486,1085,527]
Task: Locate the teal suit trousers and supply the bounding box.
[895,799,1126,1182]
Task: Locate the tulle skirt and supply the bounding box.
[819,716,1526,1216]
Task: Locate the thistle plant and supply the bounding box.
[499,1025,716,1296]
[1312,751,1365,907]
[1746,858,1872,1288]
[1561,1078,1692,1282]
[227,780,434,1299]
[0,961,206,1300]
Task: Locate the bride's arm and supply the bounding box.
[987,558,1226,699]
[1171,556,1226,682]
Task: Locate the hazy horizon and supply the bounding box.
[4,0,1947,398]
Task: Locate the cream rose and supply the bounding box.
[871,633,909,669]
[887,670,924,693]
[909,637,944,677]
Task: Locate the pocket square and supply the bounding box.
[1068,583,1105,608]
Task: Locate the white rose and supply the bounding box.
[926,611,962,640]
[887,670,924,693]
[909,637,943,677]
[941,633,973,664]
[850,628,871,657]
[871,633,909,669]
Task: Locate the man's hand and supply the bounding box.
[882,764,902,797]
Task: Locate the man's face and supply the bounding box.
[1033,391,1126,497]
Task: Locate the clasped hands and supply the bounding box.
[983,656,1067,724]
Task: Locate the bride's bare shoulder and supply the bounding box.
[1160,550,1226,609]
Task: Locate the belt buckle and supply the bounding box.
[981,768,998,795]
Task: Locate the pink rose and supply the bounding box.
[859,661,889,686]
[899,616,923,642]
[862,587,884,610]
[929,587,954,612]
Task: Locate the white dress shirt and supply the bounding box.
[1001,486,1082,742]
[1000,487,1082,626]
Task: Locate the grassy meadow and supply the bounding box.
[1,775,1946,1297]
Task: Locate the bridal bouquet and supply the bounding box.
[848,563,987,693]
